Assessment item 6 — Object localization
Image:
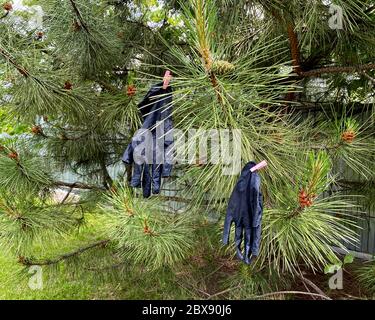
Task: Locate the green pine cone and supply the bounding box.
[212,60,235,75]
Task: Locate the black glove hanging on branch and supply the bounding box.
[223,162,263,264]
[122,82,174,198]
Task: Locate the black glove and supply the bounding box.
[223,162,263,264]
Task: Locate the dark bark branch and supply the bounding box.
[0,11,9,20]
[301,63,375,77]
[336,179,374,188]
[291,101,374,113]
[100,157,113,189]
[360,71,375,84]
[69,0,91,34]
[0,47,30,77]
[19,240,110,266]
[54,181,106,190]
[296,273,329,298]
[61,187,74,204]
[287,23,302,75]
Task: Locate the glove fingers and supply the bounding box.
[152,164,163,194]
[130,164,143,188]
[243,228,252,265]
[222,216,233,245]
[142,165,152,198]
[234,226,244,261]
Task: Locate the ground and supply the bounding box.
[0,222,373,300]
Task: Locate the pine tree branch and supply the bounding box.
[18,240,110,266]
[301,63,375,77]
[54,181,106,190]
[60,187,74,204]
[0,47,30,77]
[0,49,63,95]
[336,179,375,188]
[296,273,329,298]
[69,0,91,34]
[360,71,375,85]
[100,157,113,189]
[193,0,223,104]
[270,8,302,77]
[287,23,302,75]
[292,101,374,113]
[270,9,374,80]
[0,11,9,20]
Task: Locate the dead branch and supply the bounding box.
[255,290,332,300]
[19,240,110,266]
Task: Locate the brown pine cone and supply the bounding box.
[2,2,12,11]
[143,219,152,235]
[36,31,44,40]
[298,189,313,208]
[72,20,81,31]
[64,81,73,90]
[8,151,18,160]
[31,125,42,135]
[127,85,137,97]
[298,189,307,200]
[341,130,356,143]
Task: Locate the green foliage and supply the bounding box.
[257,152,359,274]
[313,107,375,179]
[0,139,53,195]
[99,187,195,270]
[0,0,374,299]
[344,253,355,265]
[40,0,122,79]
[324,253,354,274]
[301,151,332,195]
[357,262,375,295]
[0,193,79,256]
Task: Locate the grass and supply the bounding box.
[0,217,208,300]
[0,250,202,300]
[0,252,119,300]
[1,215,373,300]
[0,239,193,300]
[0,218,234,300]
